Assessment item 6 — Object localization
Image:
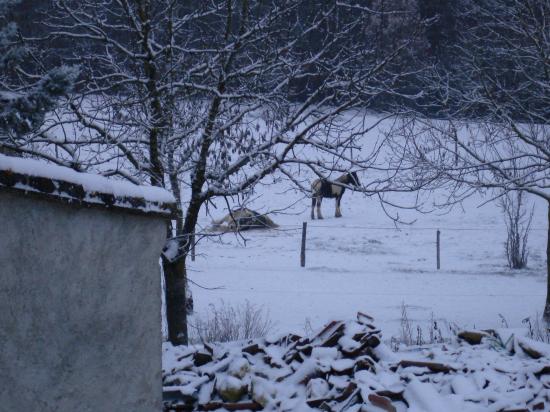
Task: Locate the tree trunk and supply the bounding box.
[544,200,550,321]
[163,201,203,346]
[163,0,248,345]
[169,171,184,234]
[162,255,188,345]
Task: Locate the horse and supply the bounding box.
[311,172,361,219]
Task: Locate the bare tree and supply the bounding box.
[389,0,550,317]
[2,0,428,344]
[499,190,534,270]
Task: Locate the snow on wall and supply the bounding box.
[0,154,175,214]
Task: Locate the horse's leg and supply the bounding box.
[311,196,316,220]
[335,195,342,218]
[317,196,323,219]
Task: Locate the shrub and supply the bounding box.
[499,191,534,269]
[390,303,452,351]
[189,300,274,344]
[523,315,550,344]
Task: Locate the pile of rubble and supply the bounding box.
[163,313,550,411]
[209,208,278,232]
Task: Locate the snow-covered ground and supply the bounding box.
[38,103,546,341]
[188,173,548,342]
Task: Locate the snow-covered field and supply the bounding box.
[43,103,545,341]
[38,105,547,344]
[188,163,548,343]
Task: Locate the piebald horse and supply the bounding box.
[311,172,361,219]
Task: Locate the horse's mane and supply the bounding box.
[332,172,360,189]
[335,172,352,183]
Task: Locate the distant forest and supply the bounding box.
[7,0,526,118]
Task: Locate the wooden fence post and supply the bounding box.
[300,222,307,267]
[436,229,440,270]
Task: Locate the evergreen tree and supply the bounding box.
[0,0,77,138]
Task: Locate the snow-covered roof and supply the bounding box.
[0,154,176,216]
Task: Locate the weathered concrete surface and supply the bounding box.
[0,191,166,412]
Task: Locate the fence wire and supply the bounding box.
[274,224,547,232]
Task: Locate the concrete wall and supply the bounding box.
[0,190,166,412]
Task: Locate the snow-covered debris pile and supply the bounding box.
[210,208,278,232]
[163,313,550,411]
[0,154,175,215]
